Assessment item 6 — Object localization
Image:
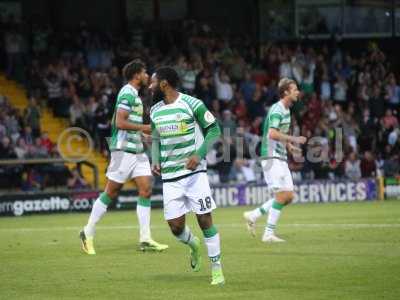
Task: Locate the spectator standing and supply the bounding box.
[24,98,41,137]
[345,152,362,180]
[360,151,377,178]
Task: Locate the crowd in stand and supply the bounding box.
[0,94,77,190]
[2,17,400,189]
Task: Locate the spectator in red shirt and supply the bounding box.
[382,109,398,129]
[249,117,263,136]
[234,97,248,122]
[360,151,377,178]
[308,93,322,117]
[40,131,54,153]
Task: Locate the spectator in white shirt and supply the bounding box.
[333,76,348,103]
[320,74,331,101]
[345,152,362,180]
[214,69,233,104]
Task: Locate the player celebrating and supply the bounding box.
[244,78,307,242]
[149,67,224,285]
[80,59,168,254]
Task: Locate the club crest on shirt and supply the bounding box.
[205,111,215,124]
[134,104,143,114]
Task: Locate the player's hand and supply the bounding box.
[186,155,200,170]
[293,136,307,145]
[152,164,161,176]
[140,124,151,134]
[288,143,302,155]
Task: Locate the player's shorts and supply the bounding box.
[106,151,152,184]
[262,158,294,193]
[162,172,216,220]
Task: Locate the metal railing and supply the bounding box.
[0,158,99,190]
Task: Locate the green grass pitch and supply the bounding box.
[1,200,400,300]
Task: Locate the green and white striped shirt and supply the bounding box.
[260,101,291,160]
[150,93,216,181]
[109,84,144,153]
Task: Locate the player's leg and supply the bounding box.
[80,179,123,254]
[262,160,294,243]
[80,151,128,254]
[244,159,276,236]
[187,173,224,285]
[133,175,168,251]
[196,213,224,285]
[164,179,201,270]
[262,190,293,243]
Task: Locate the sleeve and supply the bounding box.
[195,122,221,160]
[193,101,216,129]
[151,120,160,165]
[117,92,135,112]
[269,112,282,129]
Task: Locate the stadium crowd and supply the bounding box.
[1,17,400,189]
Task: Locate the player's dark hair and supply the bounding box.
[278,78,297,98]
[122,59,145,81]
[155,67,180,89]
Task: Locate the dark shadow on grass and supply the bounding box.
[151,273,209,283]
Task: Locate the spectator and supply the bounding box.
[14,137,28,159]
[369,84,385,119]
[234,97,248,122]
[0,136,21,188]
[56,86,73,118]
[24,98,41,137]
[265,79,279,105]
[22,126,34,146]
[279,54,292,79]
[345,152,362,180]
[21,169,43,191]
[67,168,89,190]
[214,69,233,106]
[247,87,266,119]
[333,75,348,104]
[69,95,87,129]
[40,131,54,153]
[180,61,200,94]
[382,109,398,130]
[240,72,256,103]
[320,74,331,101]
[4,112,20,143]
[194,73,215,108]
[221,110,237,137]
[360,151,377,178]
[385,76,400,109]
[94,95,111,155]
[383,154,400,177]
[43,69,62,114]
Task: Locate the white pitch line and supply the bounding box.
[0,223,400,233]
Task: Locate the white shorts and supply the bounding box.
[106,151,152,184]
[262,159,294,193]
[162,172,216,220]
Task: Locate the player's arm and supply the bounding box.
[268,113,307,145]
[287,142,302,156]
[115,109,151,134]
[151,120,161,175]
[269,128,306,145]
[186,102,221,170]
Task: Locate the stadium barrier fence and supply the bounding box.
[0,158,99,190]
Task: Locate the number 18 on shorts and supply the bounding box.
[162,172,217,220]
